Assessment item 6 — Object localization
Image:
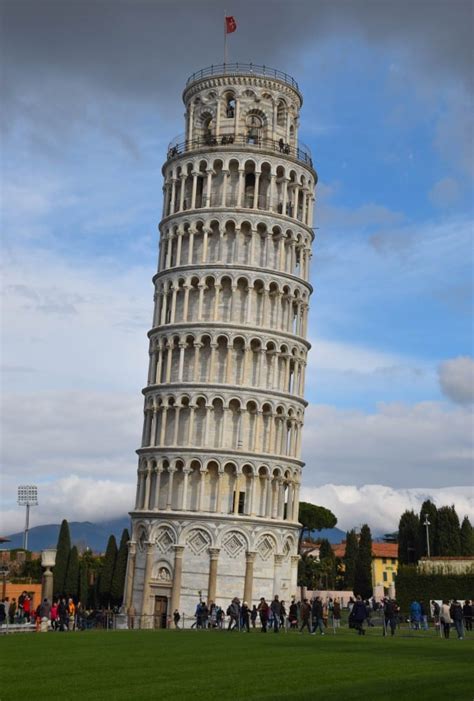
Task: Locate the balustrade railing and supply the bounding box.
[186,63,300,91]
[166,134,313,168]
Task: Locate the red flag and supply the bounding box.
[225,16,237,33]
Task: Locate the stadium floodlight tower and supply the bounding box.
[124,63,317,626]
[17,485,38,551]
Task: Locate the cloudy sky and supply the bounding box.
[1,0,473,535]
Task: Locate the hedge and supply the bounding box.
[395,565,474,612]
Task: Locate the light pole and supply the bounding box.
[423,514,431,558]
[17,485,38,551]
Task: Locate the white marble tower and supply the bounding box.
[124,63,317,624]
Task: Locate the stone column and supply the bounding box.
[221,169,229,207]
[188,229,195,264]
[205,170,213,207]
[170,545,185,616]
[178,343,186,381]
[253,171,261,209]
[181,468,190,510]
[191,172,198,209]
[243,551,256,603]
[153,467,163,510]
[273,554,284,596]
[237,168,245,208]
[207,548,220,604]
[166,467,176,510]
[141,541,155,618]
[179,175,186,212]
[124,541,136,613]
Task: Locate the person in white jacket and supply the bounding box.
[440,600,452,639]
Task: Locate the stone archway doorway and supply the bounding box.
[154,596,168,629]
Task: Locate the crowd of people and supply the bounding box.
[1,591,472,639]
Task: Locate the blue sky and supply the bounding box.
[1,0,473,534]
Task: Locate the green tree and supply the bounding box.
[111,528,130,606]
[398,510,421,564]
[343,529,359,590]
[460,516,474,556]
[353,524,373,599]
[99,535,117,607]
[436,505,461,555]
[53,519,71,598]
[318,538,336,589]
[418,499,438,557]
[64,545,79,598]
[297,554,322,590]
[79,561,89,607]
[298,502,337,551]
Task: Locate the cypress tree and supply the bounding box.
[53,519,71,598]
[318,538,336,589]
[353,524,373,599]
[436,505,461,555]
[79,561,89,607]
[64,545,79,599]
[343,529,359,590]
[398,511,421,564]
[111,528,130,606]
[99,535,118,608]
[460,516,474,556]
[418,499,438,557]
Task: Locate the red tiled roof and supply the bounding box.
[332,542,398,558]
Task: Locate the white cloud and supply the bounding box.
[301,484,474,534]
[1,476,135,535]
[428,177,461,208]
[438,356,474,405]
[302,401,473,487]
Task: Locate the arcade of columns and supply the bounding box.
[125,65,317,622]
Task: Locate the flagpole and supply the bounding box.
[224,12,227,66]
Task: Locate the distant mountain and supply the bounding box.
[308,527,346,543]
[4,517,131,553]
[4,520,349,553]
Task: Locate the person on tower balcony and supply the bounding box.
[278,138,284,152]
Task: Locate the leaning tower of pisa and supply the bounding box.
[124,63,317,625]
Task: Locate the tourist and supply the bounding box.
[410,599,421,630]
[299,599,312,634]
[58,597,68,632]
[462,600,472,631]
[311,596,324,635]
[270,596,281,633]
[173,609,180,629]
[333,598,341,628]
[257,597,269,633]
[383,598,398,637]
[450,600,464,640]
[440,600,452,639]
[241,601,250,632]
[280,600,286,630]
[431,600,440,627]
[227,598,240,631]
[23,594,31,622]
[68,598,76,631]
[288,600,298,629]
[350,595,368,636]
[322,599,329,628]
[50,601,58,630]
[250,604,258,629]
[201,601,209,629]
[0,598,6,626]
[8,598,17,624]
[18,591,27,620]
[420,600,428,630]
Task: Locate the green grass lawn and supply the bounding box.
[1,628,472,701]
